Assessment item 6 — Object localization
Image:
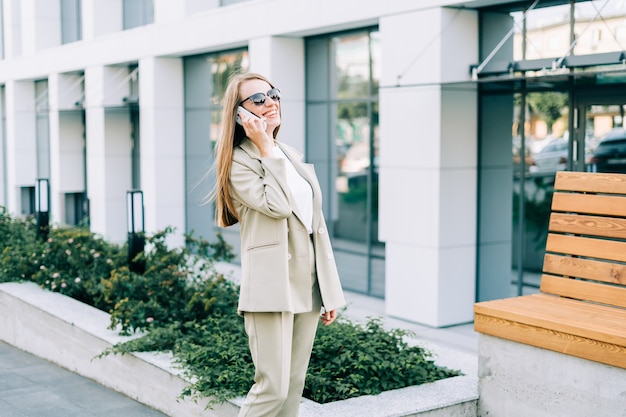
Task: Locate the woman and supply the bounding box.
[213,72,346,417]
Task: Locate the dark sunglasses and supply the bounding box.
[240,88,281,106]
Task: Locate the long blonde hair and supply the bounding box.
[213,72,281,227]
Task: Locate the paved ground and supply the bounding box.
[0,341,168,417]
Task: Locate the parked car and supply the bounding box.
[528,138,568,177]
[588,129,626,174]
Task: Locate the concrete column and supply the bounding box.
[48,73,86,225]
[248,37,305,152]
[2,0,22,58]
[20,0,61,55]
[4,80,37,215]
[84,66,132,243]
[137,57,185,247]
[81,0,122,41]
[379,8,479,327]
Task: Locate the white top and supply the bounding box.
[272,145,314,234]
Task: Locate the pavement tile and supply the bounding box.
[0,342,169,417]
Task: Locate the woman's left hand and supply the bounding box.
[321,309,337,326]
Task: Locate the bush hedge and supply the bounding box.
[0,208,461,405]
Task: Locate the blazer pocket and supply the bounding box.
[246,241,280,252]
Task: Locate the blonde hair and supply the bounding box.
[213,72,281,227]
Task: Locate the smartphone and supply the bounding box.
[236,106,267,130]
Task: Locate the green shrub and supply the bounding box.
[0,208,41,282]
[31,227,126,310]
[0,208,462,406]
[101,228,238,335]
[306,317,461,403]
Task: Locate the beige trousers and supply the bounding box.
[238,239,322,417]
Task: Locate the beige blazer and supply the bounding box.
[229,139,346,314]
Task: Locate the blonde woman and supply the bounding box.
[213,72,345,417]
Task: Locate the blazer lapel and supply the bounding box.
[239,139,262,161]
[237,139,321,231]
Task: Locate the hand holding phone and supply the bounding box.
[236,106,267,130]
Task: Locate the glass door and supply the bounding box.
[575,93,626,175]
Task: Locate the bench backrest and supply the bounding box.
[541,171,626,308]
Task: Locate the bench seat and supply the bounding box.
[475,293,626,369]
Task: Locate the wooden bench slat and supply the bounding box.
[543,253,626,285]
[551,192,626,217]
[545,233,626,263]
[540,274,626,308]
[474,294,626,346]
[474,313,626,369]
[519,292,626,324]
[549,213,626,239]
[554,171,626,194]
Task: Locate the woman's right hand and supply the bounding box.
[239,109,273,156]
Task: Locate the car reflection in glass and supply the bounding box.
[589,129,626,174]
[528,138,568,177]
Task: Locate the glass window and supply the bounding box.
[306,29,383,297]
[61,0,82,44]
[183,49,248,250]
[574,0,626,55]
[512,4,571,61]
[123,0,154,30]
[512,90,568,292]
[209,52,250,143]
[511,1,626,62]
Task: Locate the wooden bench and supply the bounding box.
[474,171,626,369]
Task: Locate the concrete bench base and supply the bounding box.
[0,282,478,417]
[478,334,626,417]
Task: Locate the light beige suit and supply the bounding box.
[229,138,345,417]
[230,139,346,314]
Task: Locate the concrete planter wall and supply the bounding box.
[0,282,477,417]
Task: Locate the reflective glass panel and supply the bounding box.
[335,101,369,242]
[512,4,571,61]
[512,91,568,294]
[211,52,249,107]
[574,0,626,56]
[326,30,383,297]
[587,103,626,174]
[333,34,371,99]
[209,51,249,145]
[370,31,381,95]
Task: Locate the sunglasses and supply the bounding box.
[240,88,281,106]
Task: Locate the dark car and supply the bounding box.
[589,129,626,174]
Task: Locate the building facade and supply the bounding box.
[1,0,625,327]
